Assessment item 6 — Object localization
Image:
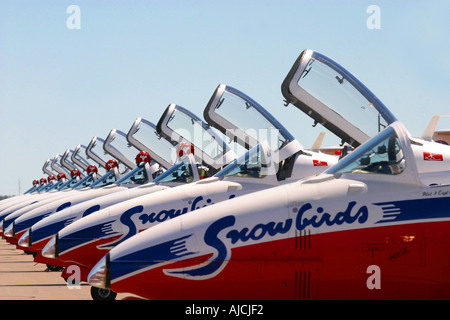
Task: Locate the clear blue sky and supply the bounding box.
[1,0,449,195]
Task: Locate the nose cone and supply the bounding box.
[88,253,110,289]
[101,219,197,299]
[4,221,14,238]
[18,229,31,248]
[41,235,58,259]
[29,216,75,251]
[56,214,122,267]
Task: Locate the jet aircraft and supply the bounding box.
[87,49,450,300]
[43,83,340,299]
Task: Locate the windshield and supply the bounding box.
[206,85,294,152]
[282,50,396,147]
[153,157,194,184]
[61,150,82,174]
[86,137,110,169]
[326,126,405,175]
[43,159,56,176]
[161,105,230,166]
[89,171,117,188]
[57,177,81,191]
[127,118,174,169]
[71,174,97,190]
[32,183,47,193]
[45,180,65,192]
[300,57,387,136]
[215,144,274,179]
[24,185,38,194]
[115,164,149,185]
[51,155,69,176]
[72,145,92,172]
[38,181,56,193]
[104,129,140,170]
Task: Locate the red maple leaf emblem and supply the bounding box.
[423,152,443,161]
[313,160,328,166]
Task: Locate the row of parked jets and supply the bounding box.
[1,49,449,300]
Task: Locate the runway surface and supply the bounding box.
[0,238,126,300]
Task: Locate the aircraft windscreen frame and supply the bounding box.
[158,104,231,168]
[282,50,397,147]
[88,170,117,188]
[152,156,195,184]
[204,84,295,153]
[71,144,91,172]
[127,117,174,169]
[104,129,140,170]
[61,149,84,177]
[51,155,69,176]
[114,164,149,185]
[326,126,405,176]
[215,143,277,180]
[71,173,98,190]
[86,137,109,168]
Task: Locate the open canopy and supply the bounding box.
[126,117,175,170]
[86,136,110,170]
[157,104,236,173]
[204,84,299,158]
[60,149,85,178]
[103,129,141,172]
[282,49,397,147]
[71,144,92,173]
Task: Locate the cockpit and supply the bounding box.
[50,154,70,178]
[71,144,94,174]
[215,143,276,180]
[326,126,406,176]
[157,104,237,175]
[104,129,141,174]
[61,149,86,178]
[113,151,155,186]
[57,169,83,191]
[153,156,196,184]
[69,165,100,190]
[204,84,297,156]
[282,49,397,148]
[86,136,117,173]
[126,117,174,170]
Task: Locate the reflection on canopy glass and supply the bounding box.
[106,132,140,167]
[212,87,295,153]
[153,158,194,184]
[327,126,405,175]
[167,108,225,161]
[72,174,96,190]
[130,119,174,166]
[298,56,388,138]
[115,165,148,185]
[216,144,274,179]
[88,171,117,188]
[57,177,82,191]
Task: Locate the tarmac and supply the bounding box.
[0,238,126,300]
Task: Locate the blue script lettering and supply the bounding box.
[176,201,369,279]
[138,196,219,225]
[295,201,368,231]
[166,215,236,279]
[226,220,292,244]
